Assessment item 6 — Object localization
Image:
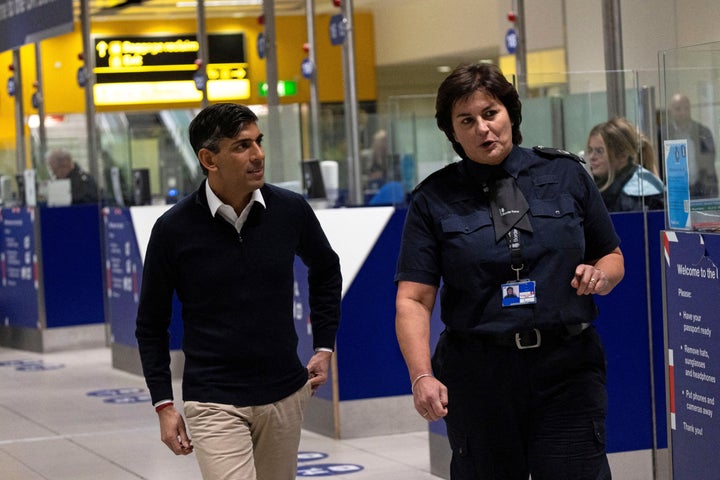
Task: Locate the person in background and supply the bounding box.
[666,93,719,198]
[362,129,390,195]
[135,103,342,480]
[587,117,664,212]
[46,149,99,204]
[394,63,624,480]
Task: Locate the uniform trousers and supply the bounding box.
[432,325,611,480]
[184,381,312,480]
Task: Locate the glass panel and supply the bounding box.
[28,113,98,206]
[386,95,455,205]
[258,103,303,191]
[0,141,19,206]
[660,43,720,231]
[380,70,663,213]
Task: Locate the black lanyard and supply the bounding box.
[505,227,524,281]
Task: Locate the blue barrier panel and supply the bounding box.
[335,210,407,400]
[104,207,182,350]
[40,205,104,328]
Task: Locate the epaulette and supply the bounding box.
[532,146,585,163]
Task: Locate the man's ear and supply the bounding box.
[198,149,217,172]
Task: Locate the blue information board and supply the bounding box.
[663,230,720,479]
[0,207,39,328]
[104,207,143,346]
[328,14,347,46]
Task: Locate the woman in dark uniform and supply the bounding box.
[394,63,624,480]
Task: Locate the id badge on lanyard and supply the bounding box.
[501,228,537,307]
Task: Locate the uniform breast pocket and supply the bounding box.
[439,211,496,284]
[529,195,584,251]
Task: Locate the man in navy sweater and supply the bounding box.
[135,103,342,480]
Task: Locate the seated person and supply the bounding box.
[586,117,664,212]
[46,149,99,204]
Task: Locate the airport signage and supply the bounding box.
[92,33,250,105]
[0,0,73,53]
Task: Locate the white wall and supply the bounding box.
[674,0,720,47]
[369,0,720,73]
[371,0,500,67]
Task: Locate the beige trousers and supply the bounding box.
[184,381,312,480]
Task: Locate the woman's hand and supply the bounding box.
[571,247,624,296]
[412,374,448,422]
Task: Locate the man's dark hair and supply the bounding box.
[188,103,259,169]
[435,63,523,160]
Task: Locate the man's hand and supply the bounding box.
[158,406,194,455]
[307,350,333,393]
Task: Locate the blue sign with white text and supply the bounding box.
[329,14,347,46]
[505,28,518,54]
[0,207,39,328]
[663,230,720,480]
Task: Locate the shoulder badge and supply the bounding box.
[532,146,585,163]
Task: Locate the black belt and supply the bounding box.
[470,323,590,350]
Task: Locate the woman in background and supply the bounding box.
[586,117,664,212]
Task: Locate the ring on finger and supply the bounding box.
[422,411,430,417]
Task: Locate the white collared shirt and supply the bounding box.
[205,181,266,233]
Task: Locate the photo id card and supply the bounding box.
[501,280,536,307]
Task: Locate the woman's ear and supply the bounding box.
[198,149,216,172]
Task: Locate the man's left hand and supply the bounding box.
[306,351,333,393]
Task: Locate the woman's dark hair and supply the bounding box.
[435,63,523,159]
[188,103,259,173]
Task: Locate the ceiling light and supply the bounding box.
[437,65,451,73]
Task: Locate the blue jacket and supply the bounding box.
[395,145,620,333]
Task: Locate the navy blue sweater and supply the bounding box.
[135,181,342,406]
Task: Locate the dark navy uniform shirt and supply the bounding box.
[395,145,620,334]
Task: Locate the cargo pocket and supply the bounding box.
[448,431,476,478]
[592,419,606,448]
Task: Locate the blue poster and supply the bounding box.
[663,230,720,479]
[664,140,691,230]
[103,207,142,346]
[0,207,39,328]
[293,257,334,401]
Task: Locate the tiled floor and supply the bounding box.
[0,346,444,480]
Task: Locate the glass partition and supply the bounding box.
[4,67,673,212]
[383,70,663,214]
[0,141,18,206]
[19,103,304,208]
[660,43,720,231]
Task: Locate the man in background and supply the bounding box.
[46,149,99,204]
[666,93,719,198]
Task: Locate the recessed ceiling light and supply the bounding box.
[437,65,451,73]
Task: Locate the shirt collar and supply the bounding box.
[205,180,266,217]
